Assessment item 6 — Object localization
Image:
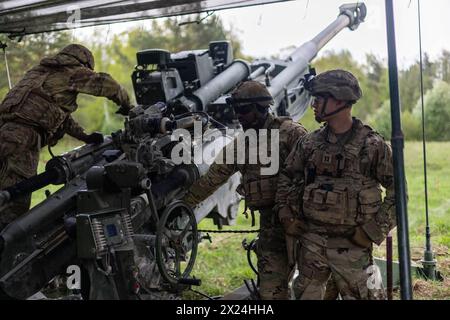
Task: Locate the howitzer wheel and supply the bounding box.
[155,201,198,287]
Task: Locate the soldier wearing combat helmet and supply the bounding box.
[276,69,396,299]
[183,80,307,299]
[0,44,131,230]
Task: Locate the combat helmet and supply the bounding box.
[59,44,95,70]
[306,69,362,102]
[226,80,273,114]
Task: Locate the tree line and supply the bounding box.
[1,15,449,140]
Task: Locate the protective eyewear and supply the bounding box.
[311,94,331,106]
[233,103,255,115]
[226,96,272,115]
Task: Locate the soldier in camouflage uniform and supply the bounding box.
[0,44,131,229]
[183,81,307,299]
[276,69,396,300]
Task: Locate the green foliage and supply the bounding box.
[183,206,258,299]
[434,50,450,84]
[313,50,388,120]
[402,110,422,141]
[311,49,450,141]
[413,81,450,141]
[403,142,450,249]
[367,100,391,138]
[0,32,73,93]
[367,100,421,140]
[399,53,436,113]
[3,18,450,140]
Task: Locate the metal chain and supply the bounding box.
[168,228,259,234]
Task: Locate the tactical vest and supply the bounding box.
[0,65,69,135]
[301,121,382,229]
[237,116,295,208]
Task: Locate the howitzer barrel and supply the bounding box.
[0,175,84,299]
[0,138,117,257]
[189,60,251,111]
[0,170,58,207]
[268,3,366,100]
[50,137,116,184]
[289,3,366,63]
[0,138,116,206]
[0,176,85,244]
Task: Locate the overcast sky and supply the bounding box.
[217,0,450,68]
[77,0,450,69]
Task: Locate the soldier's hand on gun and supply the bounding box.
[281,217,307,237]
[350,226,372,248]
[83,131,104,144]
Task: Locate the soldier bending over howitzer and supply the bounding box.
[276,69,397,300]
[0,44,131,230]
[183,81,307,299]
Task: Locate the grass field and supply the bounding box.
[31,140,449,299]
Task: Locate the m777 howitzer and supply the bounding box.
[0,3,366,300]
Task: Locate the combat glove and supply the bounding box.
[83,132,104,144]
[351,226,372,248]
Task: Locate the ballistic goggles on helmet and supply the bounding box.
[225,96,273,115]
[311,93,333,106]
[302,67,317,93]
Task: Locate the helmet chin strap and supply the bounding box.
[249,109,268,129]
[256,107,269,128]
[316,97,350,122]
[241,105,268,130]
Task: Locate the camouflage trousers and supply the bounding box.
[0,122,41,230]
[293,233,386,300]
[256,207,291,300]
[292,253,344,300]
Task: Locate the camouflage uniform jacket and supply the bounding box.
[183,113,307,209]
[0,53,130,145]
[276,117,396,245]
